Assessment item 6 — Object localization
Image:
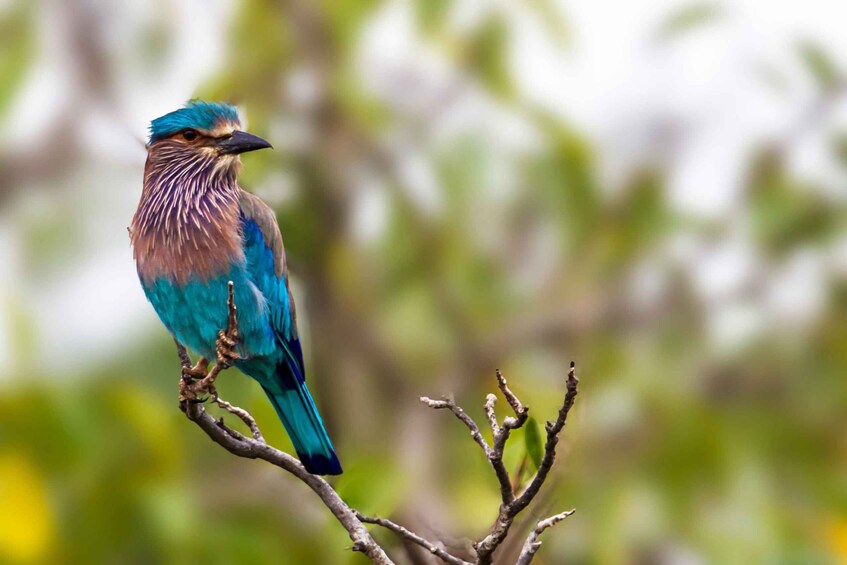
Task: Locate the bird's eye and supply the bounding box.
[182,129,198,141]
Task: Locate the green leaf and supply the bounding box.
[525,417,543,471]
[468,16,514,99]
[320,0,382,49]
[799,42,840,89]
[416,0,452,35]
[0,2,35,117]
[746,151,838,256]
[656,3,720,42]
[528,0,570,47]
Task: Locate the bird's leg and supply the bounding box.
[175,340,212,402]
[184,357,210,380]
[178,356,219,403]
[214,280,241,368]
[216,329,240,367]
[175,339,210,380]
[177,282,239,405]
[175,341,203,403]
[195,282,240,399]
[182,358,211,403]
[175,339,193,371]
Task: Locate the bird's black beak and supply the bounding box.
[218,130,273,155]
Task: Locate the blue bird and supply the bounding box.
[130,100,341,475]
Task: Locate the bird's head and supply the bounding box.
[146,100,271,177]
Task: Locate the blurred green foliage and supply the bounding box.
[0,2,33,117]
[1,0,847,564]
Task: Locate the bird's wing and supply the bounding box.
[238,190,304,373]
[238,191,341,475]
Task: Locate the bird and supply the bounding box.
[130,100,342,475]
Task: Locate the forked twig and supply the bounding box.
[356,512,473,565]
[418,365,579,564]
[515,509,576,565]
[419,396,492,456]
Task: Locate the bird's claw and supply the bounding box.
[197,384,218,403]
[177,282,239,406]
[216,329,241,367]
[181,358,209,382]
[180,380,217,404]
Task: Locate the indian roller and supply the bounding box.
[130,100,342,475]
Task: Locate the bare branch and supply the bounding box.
[212,395,265,442]
[486,371,531,506]
[424,365,578,564]
[420,396,491,455]
[422,392,515,506]
[483,391,517,505]
[175,286,578,565]
[181,401,392,563]
[356,513,473,565]
[495,369,527,421]
[484,394,499,435]
[473,363,579,564]
[175,283,393,564]
[515,509,576,565]
[512,363,579,512]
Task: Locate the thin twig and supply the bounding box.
[420,396,491,455]
[495,369,526,421]
[213,395,265,442]
[423,366,578,565]
[473,363,579,565]
[356,513,473,565]
[175,283,392,564]
[487,371,530,506]
[515,509,576,565]
[181,401,392,564]
[484,394,499,435]
[422,391,516,506]
[512,363,579,511]
[176,287,578,565]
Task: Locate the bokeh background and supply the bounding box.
[1,0,846,563]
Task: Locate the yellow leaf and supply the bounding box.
[824,517,847,562]
[0,453,54,563]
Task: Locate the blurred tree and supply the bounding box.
[0,0,846,563]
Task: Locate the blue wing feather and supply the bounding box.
[236,193,341,475]
[240,216,296,343]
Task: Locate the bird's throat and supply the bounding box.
[131,154,244,286]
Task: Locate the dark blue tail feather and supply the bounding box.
[262,379,342,475]
[299,450,343,476]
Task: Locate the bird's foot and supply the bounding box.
[178,370,218,404]
[216,329,241,368]
[182,357,210,381]
[178,375,195,404]
[177,281,240,408]
[193,383,217,404]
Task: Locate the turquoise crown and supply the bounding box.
[148,100,240,144]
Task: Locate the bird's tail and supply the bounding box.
[261,379,342,475]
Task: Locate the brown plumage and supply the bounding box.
[131,138,244,286]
